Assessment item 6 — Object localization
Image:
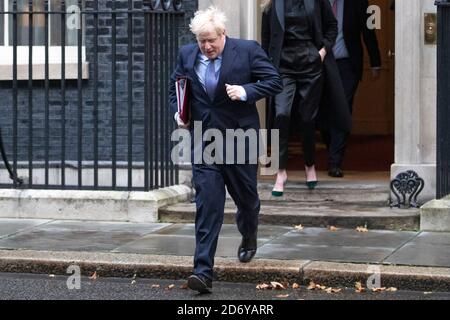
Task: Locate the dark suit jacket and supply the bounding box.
[262,0,351,133]
[169,37,283,161]
[342,0,381,80]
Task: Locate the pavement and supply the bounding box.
[0,218,449,292]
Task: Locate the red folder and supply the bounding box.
[175,77,190,124]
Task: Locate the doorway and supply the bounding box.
[255,0,395,174]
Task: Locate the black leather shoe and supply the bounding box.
[238,236,257,263]
[187,274,212,294]
[328,167,344,178]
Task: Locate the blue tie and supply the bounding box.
[205,59,218,101]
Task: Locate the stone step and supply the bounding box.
[254,181,391,204]
[159,201,420,231]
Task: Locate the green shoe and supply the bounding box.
[272,190,284,197]
[306,181,318,190]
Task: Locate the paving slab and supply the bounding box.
[256,243,394,263]
[0,221,170,252]
[0,219,51,238]
[152,223,292,239]
[264,228,418,248]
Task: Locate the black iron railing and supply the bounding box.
[0,0,184,191]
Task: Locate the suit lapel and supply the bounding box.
[214,37,237,102]
[275,0,285,30]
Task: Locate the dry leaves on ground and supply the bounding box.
[355,281,365,293]
[307,281,341,294]
[356,226,369,233]
[151,284,161,289]
[256,282,288,291]
[271,282,286,290]
[276,294,290,299]
[180,283,189,290]
[89,271,98,280]
[292,283,300,289]
[48,274,55,278]
[166,284,176,290]
[294,225,304,231]
[371,287,398,293]
[328,226,339,232]
[256,283,271,290]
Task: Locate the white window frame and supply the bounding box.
[0,0,88,79]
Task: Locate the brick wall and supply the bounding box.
[0,0,197,164]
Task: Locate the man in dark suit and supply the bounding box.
[323,0,381,178]
[169,6,282,293]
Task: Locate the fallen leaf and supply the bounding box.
[256,283,271,290]
[325,287,342,294]
[270,281,286,290]
[307,281,317,290]
[307,281,326,291]
[328,226,339,232]
[180,283,189,290]
[355,281,365,293]
[386,287,398,292]
[371,287,387,293]
[292,283,300,289]
[132,274,137,280]
[276,294,290,298]
[166,284,176,290]
[356,226,369,233]
[151,284,161,289]
[424,292,433,295]
[89,272,98,280]
[131,280,136,285]
[294,225,304,231]
[48,274,55,278]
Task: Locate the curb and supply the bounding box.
[0,250,449,292]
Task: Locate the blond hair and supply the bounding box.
[189,6,227,37]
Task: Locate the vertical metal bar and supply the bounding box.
[111,0,117,190]
[160,13,166,188]
[167,14,177,186]
[44,0,49,188]
[93,0,99,189]
[28,0,33,188]
[163,12,169,187]
[149,12,154,189]
[61,0,66,189]
[144,9,149,191]
[154,13,160,189]
[77,0,83,189]
[174,13,179,186]
[12,0,18,188]
[127,0,133,190]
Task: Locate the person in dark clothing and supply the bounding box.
[170,6,282,293]
[321,0,381,178]
[262,0,350,195]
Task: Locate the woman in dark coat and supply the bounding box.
[262,0,351,195]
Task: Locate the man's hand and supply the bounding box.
[225,84,247,101]
[319,47,327,62]
[175,112,190,129]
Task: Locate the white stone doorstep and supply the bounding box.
[0,185,192,223]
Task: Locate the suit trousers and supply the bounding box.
[274,74,323,169]
[323,58,360,167]
[192,163,260,281]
